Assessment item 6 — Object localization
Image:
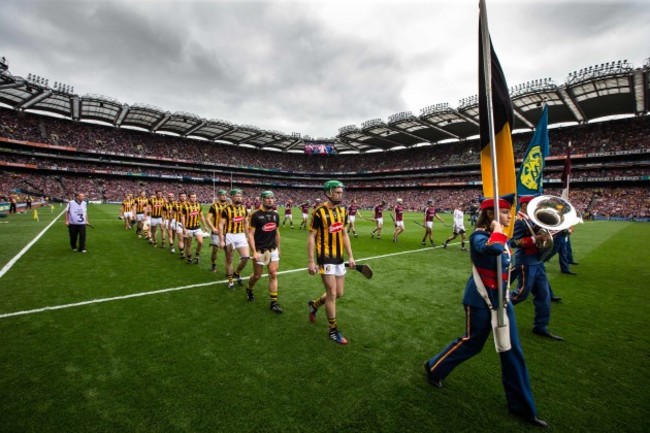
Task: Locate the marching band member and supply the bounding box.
[424,195,548,428]
[510,195,564,341]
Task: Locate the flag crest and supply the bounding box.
[517,105,549,196]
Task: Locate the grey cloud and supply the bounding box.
[1,0,646,137]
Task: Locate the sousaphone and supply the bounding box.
[526,195,582,260]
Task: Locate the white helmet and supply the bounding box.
[396,198,403,203]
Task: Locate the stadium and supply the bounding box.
[1,54,649,218]
[1,3,650,432]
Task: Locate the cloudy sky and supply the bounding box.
[0,0,648,138]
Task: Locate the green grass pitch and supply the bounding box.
[1,204,649,432]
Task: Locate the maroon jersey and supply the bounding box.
[284,203,292,215]
[394,204,404,222]
[348,203,359,216]
[374,204,384,219]
[301,203,310,214]
[424,206,437,222]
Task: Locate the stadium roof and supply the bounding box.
[0,57,648,153]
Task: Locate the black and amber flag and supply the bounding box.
[478,3,516,236]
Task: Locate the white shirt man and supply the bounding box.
[65,192,89,252]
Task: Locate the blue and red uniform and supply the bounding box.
[509,211,557,334]
[425,228,539,419]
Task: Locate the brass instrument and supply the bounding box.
[526,195,582,260]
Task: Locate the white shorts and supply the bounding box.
[302,213,309,220]
[169,219,177,230]
[150,217,163,227]
[185,228,203,239]
[319,263,347,276]
[162,218,169,226]
[453,226,466,235]
[210,233,221,246]
[425,221,433,229]
[136,213,145,222]
[375,217,384,226]
[146,216,151,224]
[175,222,184,234]
[284,214,293,220]
[124,211,133,219]
[349,215,356,223]
[395,220,404,228]
[256,248,280,266]
[225,232,248,249]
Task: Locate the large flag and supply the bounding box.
[478,4,516,236]
[516,105,549,197]
[561,141,572,200]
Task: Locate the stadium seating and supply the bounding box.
[1,107,648,219]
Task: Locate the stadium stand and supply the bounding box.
[1,56,649,219]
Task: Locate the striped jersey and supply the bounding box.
[121,198,134,213]
[221,204,248,234]
[182,202,202,229]
[148,197,166,218]
[208,201,227,230]
[309,204,348,265]
[134,197,148,214]
[173,201,187,221]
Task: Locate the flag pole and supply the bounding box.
[479,0,505,326]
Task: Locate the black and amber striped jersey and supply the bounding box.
[309,204,348,265]
[173,201,187,221]
[148,197,166,218]
[182,202,202,230]
[134,197,148,214]
[163,201,174,219]
[208,202,227,230]
[121,199,134,213]
[221,204,248,234]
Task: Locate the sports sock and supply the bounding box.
[327,317,337,329]
[312,295,326,309]
[270,291,278,303]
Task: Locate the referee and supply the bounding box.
[65,192,89,253]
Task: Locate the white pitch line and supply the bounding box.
[0,242,452,320]
[0,210,66,280]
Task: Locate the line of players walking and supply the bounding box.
[120,189,283,311]
[118,182,361,345]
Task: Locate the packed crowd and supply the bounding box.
[2,169,648,219]
[2,108,649,174]
[1,107,648,218]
